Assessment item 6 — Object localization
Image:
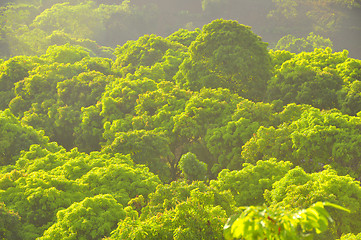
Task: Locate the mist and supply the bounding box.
[0,0,360,59]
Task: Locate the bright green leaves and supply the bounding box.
[166,28,201,47]
[42,44,91,64]
[0,146,161,239]
[224,202,350,240]
[205,99,276,172]
[337,58,361,115]
[110,181,232,240]
[265,167,361,236]
[340,232,361,240]
[39,194,126,240]
[0,12,361,240]
[267,48,344,110]
[79,154,161,205]
[173,87,241,141]
[113,34,186,76]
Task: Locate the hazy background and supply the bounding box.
[1,0,360,59]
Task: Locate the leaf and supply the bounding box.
[224,214,240,240]
[323,202,351,213]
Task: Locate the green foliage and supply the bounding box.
[176,19,272,101]
[111,181,233,240]
[113,34,185,76]
[336,58,361,115]
[0,170,85,235]
[31,2,126,40]
[143,180,233,215]
[0,109,48,165]
[0,202,21,240]
[166,28,201,47]
[100,77,158,121]
[269,50,295,70]
[242,106,361,177]
[0,51,114,150]
[102,129,172,180]
[0,145,161,239]
[211,159,292,206]
[178,152,207,181]
[267,48,346,110]
[268,0,360,32]
[265,167,361,237]
[275,32,333,53]
[205,99,276,172]
[339,233,361,240]
[44,30,115,59]
[0,56,43,109]
[173,87,241,141]
[78,153,161,205]
[39,194,126,240]
[74,105,103,152]
[42,44,91,64]
[224,202,350,240]
[0,4,361,238]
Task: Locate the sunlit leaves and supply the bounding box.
[39,194,126,240]
[265,167,361,236]
[113,34,185,76]
[224,202,350,240]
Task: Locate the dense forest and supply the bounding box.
[1,0,361,240]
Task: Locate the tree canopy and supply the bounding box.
[0,15,360,239]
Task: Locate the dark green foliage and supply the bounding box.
[0,56,43,110]
[0,109,48,165]
[267,48,345,110]
[0,202,21,240]
[178,152,207,181]
[102,129,172,180]
[176,19,272,101]
[275,32,333,53]
[211,159,292,206]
